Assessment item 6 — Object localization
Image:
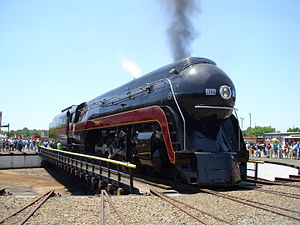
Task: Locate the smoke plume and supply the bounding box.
[117,53,142,79]
[159,0,199,61]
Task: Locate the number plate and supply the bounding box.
[205,89,216,95]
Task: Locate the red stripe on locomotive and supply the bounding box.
[51,106,176,163]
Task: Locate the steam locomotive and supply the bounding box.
[49,57,249,186]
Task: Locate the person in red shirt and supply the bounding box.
[284,143,290,158]
[266,142,272,158]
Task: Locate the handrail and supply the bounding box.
[233,109,241,153]
[89,79,165,109]
[248,159,265,164]
[78,77,187,151]
[39,146,136,169]
[194,105,237,110]
[164,78,186,151]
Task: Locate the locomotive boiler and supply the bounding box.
[49,57,249,186]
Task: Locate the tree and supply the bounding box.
[287,127,300,132]
[22,127,30,138]
[0,128,48,139]
[243,126,275,137]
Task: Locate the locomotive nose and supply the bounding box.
[176,63,236,121]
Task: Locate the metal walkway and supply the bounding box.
[38,146,138,194]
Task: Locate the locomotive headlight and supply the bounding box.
[219,85,232,100]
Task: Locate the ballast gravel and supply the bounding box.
[1,183,300,225]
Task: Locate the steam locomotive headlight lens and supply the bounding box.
[219,85,232,100]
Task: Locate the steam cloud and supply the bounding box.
[117,53,142,79]
[159,0,199,61]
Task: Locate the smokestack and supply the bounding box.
[159,0,199,61]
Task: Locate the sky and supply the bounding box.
[0,0,299,132]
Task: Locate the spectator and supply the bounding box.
[258,143,265,157]
[278,143,283,158]
[266,142,272,158]
[32,139,38,151]
[56,141,62,150]
[273,141,279,158]
[296,142,300,160]
[9,139,15,151]
[50,140,56,149]
[291,141,299,159]
[25,139,30,151]
[251,145,256,157]
[16,139,23,151]
[42,140,49,147]
[284,143,290,158]
[3,139,8,151]
[255,145,261,157]
[37,139,42,151]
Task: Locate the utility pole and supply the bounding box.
[249,113,252,128]
[239,117,245,130]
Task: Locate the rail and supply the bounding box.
[238,184,300,200]
[0,190,55,224]
[38,146,137,194]
[150,189,234,225]
[200,188,300,222]
[100,189,128,225]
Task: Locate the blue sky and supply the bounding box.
[0,0,299,132]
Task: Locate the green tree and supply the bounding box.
[243,126,275,137]
[287,127,300,132]
[0,128,48,138]
[22,127,30,138]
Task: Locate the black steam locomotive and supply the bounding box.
[49,57,248,185]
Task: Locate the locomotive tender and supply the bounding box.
[49,57,249,185]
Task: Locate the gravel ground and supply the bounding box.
[0,168,93,196]
[1,182,300,225]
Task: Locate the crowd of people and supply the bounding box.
[0,138,62,152]
[1,137,299,160]
[247,141,300,159]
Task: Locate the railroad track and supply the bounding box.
[199,188,300,223]
[95,168,174,194]
[237,184,300,199]
[247,177,300,188]
[0,190,55,225]
[150,188,235,225]
[99,189,128,225]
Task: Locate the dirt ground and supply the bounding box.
[0,167,93,196]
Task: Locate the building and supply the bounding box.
[244,136,263,144]
[263,132,300,144]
